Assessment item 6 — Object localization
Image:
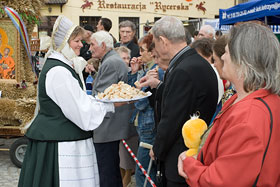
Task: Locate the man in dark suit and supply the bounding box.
[96,17,117,45]
[140,16,218,187]
[114,20,140,58]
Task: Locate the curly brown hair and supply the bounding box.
[142,34,154,52]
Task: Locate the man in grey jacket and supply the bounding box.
[90,31,136,187]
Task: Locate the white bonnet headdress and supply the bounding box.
[46,15,77,60]
[45,16,87,90]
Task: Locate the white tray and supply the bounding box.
[95,91,152,103]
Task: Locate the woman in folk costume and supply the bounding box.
[19,16,116,187]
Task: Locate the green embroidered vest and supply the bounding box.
[26,59,92,141]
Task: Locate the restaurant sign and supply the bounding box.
[92,0,207,13]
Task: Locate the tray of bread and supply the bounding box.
[95,81,152,103]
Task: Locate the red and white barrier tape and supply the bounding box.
[121,139,157,187]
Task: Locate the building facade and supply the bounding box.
[39,0,235,40]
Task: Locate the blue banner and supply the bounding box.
[220,0,280,25]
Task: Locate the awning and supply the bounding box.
[203,19,280,33]
[271,25,280,33]
[219,0,280,26]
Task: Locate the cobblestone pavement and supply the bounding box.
[0,138,136,187]
[127,175,136,187]
[0,138,21,187]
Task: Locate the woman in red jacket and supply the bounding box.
[178,22,280,187]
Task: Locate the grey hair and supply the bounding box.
[200,25,215,38]
[228,22,280,95]
[115,46,131,58]
[151,16,186,43]
[91,30,113,50]
[119,20,136,32]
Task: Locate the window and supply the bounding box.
[119,17,139,40]
[154,17,161,23]
[238,0,248,4]
[187,17,200,35]
[80,16,101,32]
[38,16,58,37]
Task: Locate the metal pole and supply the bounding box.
[122,140,157,187]
[144,158,153,187]
[140,142,154,187]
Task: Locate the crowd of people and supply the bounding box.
[18,14,280,187]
